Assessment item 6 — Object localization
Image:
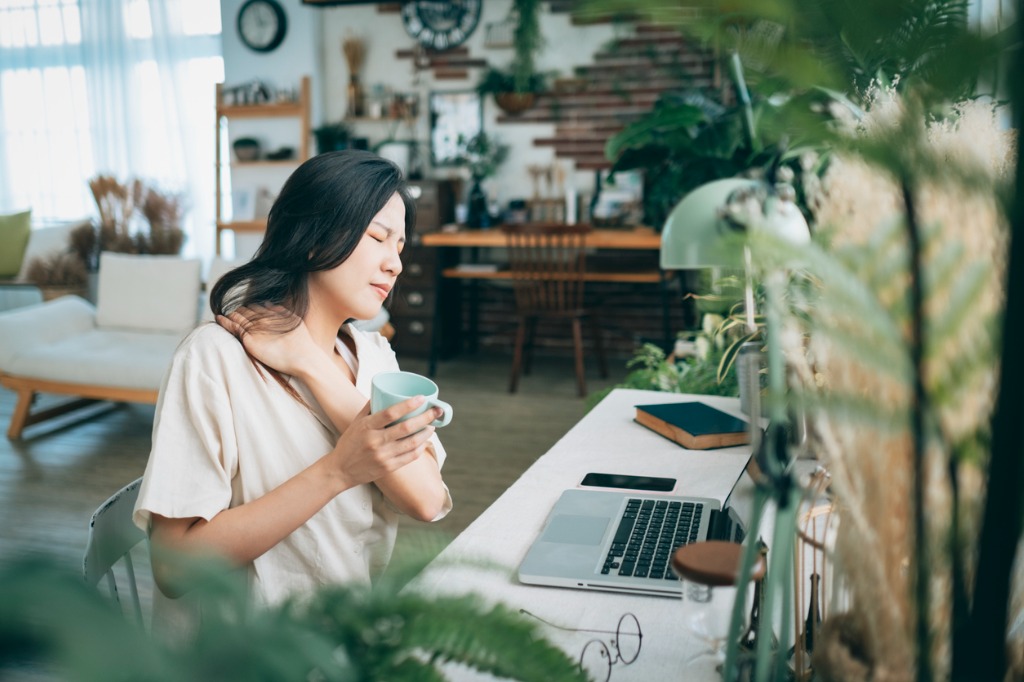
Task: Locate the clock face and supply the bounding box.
[238,0,288,53]
[401,0,482,52]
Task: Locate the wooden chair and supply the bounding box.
[83,477,147,627]
[502,223,608,396]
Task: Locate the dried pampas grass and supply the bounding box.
[807,89,1014,679]
[25,251,88,288]
[29,176,188,287]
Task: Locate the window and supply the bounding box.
[0,0,223,258]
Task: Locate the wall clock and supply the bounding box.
[401,0,482,51]
[237,0,288,53]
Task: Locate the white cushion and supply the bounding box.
[3,328,180,390]
[0,296,96,369]
[96,252,201,334]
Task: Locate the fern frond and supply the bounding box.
[925,261,991,358]
[752,234,909,355]
[297,588,585,682]
[399,596,587,682]
[792,389,911,433]
[929,324,998,408]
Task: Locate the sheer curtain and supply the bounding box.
[0,0,223,260]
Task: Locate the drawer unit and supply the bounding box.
[389,179,459,360]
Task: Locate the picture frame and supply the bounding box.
[429,90,482,168]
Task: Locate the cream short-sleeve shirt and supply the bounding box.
[134,321,451,609]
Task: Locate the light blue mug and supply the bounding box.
[370,371,453,428]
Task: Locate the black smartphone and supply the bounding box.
[579,472,677,492]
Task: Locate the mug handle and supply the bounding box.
[428,398,453,427]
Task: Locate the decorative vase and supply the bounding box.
[466,177,491,228]
[494,92,536,116]
[346,75,365,118]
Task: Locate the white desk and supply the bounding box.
[412,389,759,680]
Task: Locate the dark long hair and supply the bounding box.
[210,150,415,322]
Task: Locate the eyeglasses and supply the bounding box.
[519,609,643,682]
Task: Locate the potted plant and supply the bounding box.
[476,0,549,115]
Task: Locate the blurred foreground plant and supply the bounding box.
[0,550,586,682]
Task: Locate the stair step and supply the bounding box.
[498,106,651,125]
[540,91,663,108]
[535,137,608,148]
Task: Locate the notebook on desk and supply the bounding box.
[517,467,753,598]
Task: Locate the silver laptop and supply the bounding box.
[517,478,751,598]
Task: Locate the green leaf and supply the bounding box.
[604,103,705,160]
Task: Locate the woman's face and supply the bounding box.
[308,192,406,322]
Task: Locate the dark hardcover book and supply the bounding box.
[634,401,751,450]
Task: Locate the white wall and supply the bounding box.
[219,0,618,216]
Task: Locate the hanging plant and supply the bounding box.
[476,0,553,115]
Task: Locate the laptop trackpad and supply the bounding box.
[542,515,609,545]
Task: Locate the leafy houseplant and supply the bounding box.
[586,313,743,411]
[0,552,588,682]
[604,85,831,230]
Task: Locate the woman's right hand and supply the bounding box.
[324,397,442,490]
[217,304,320,377]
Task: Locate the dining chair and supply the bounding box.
[83,476,147,628]
[502,223,608,397]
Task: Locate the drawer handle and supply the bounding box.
[409,321,426,335]
[407,263,423,277]
[407,291,424,306]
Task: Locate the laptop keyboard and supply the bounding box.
[601,498,703,580]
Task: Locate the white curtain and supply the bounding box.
[0,0,223,259]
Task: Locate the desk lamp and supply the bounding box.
[660,176,811,454]
[661,176,811,676]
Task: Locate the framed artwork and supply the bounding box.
[429,90,482,168]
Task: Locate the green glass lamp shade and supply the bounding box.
[660,177,811,269]
[660,178,759,269]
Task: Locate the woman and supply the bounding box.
[133,150,451,616]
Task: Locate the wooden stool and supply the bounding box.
[671,540,766,586]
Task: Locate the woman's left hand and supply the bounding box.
[217,304,319,376]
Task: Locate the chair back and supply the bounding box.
[83,477,147,627]
[502,223,591,314]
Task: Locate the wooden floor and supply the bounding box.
[0,349,630,576]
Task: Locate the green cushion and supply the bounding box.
[0,209,32,277]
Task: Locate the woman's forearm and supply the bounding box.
[295,354,448,521]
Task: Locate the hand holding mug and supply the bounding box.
[371,371,453,428]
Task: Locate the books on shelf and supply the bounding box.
[634,401,751,450]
